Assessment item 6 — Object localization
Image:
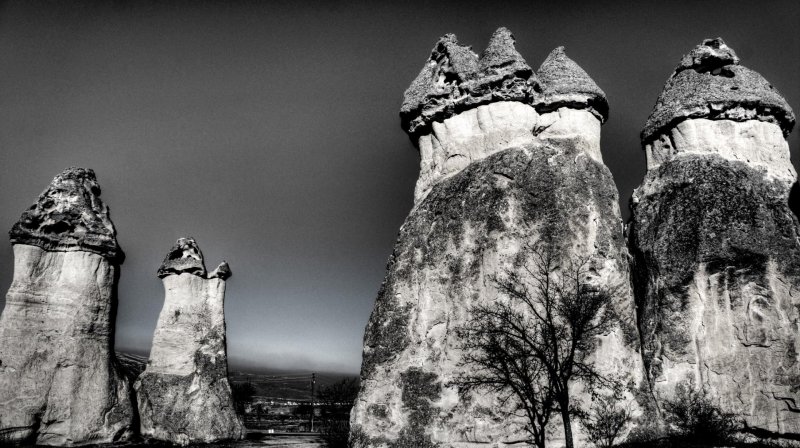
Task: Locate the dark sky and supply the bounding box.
[0,0,798,374]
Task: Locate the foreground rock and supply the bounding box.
[0,168,134,445]
[134,237,242,445]
[629,38,800,437]
[352,29,645,447]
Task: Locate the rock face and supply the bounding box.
[0,168,134,445]
[352,31,644,447]
[134,237,242,445]
[629,38,800,437]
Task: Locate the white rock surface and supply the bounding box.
[0,245,133,445]
[415,101,602,203]
[645,119,795,187]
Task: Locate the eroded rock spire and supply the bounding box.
[0,168,134,445]
[353,30,646,447]
[629,38,800,438]
[135,237,242,445]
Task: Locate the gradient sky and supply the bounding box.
[0,0,798,374]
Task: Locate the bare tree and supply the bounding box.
[662,383,740,445]
[455,243,621,448]
[317,378,359,448]
[582,396,632,448]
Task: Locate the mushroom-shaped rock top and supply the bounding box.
[157,237,207,278]
[642,38,795,143]
[400,27,538,139]
[9,167,123,262]
[535,46,609,122]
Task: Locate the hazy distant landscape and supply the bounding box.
[118,351,357,439]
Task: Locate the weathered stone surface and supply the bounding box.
[0,169,133,445]
[400,28,539,139]
[630,39,800,437]
[535,46,609,121]
[353,31,645,447]
[641,38,795,143]
[9,167,124,262]
[135,238,242,445]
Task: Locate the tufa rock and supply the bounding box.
[641,37,795,143]
[400,27,539,139]
[9,167,124,261]
[135,238,243,445]
[0,168,134,445]
[535,46,609,121]
[352,30,647,447]
[630,38,800,438]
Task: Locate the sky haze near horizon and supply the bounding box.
[0,0,798,374]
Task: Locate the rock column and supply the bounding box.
[134,237,242,445]
[0,168,134,445]
[351,29,645,447]
[629,38,800,436]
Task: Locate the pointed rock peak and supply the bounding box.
[209,261,232,280]
[400,33,479,137]
[479,27,531,76]
[157,237,207,278]
[430,33,479,78]
[676,37,739,74]
[642,38,794,143]
[535,46,608,121]
[9,167,123,261]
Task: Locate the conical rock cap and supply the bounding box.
[535,46,608,122]
[642,38,794,143]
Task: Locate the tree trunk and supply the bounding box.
[560,397,574,448]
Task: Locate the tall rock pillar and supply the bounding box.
[0,168,134,445]
[629,38,800,436]
[134,237,243,445]
[351,29,644,447]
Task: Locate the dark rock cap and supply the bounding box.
[209,261,232,280]
[400,27,539,139]
[642,38,795,144]
[535,46,609,122]
[9,167,124,261]
[157,237,232,280]
[157,237,207,278]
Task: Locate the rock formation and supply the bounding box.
[352,29,645,446]
[134,237,242,445]
[629,38,800,437]
[0,168,134,445]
